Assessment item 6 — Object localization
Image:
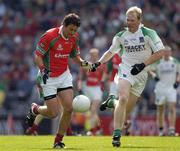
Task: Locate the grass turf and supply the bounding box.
[0,136,180,151]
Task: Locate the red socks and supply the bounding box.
[54,134,64,144]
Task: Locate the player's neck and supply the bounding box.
[62,30,68,39]
[129,26,139,33]
[128,23,141,33]
[61,26,68,40]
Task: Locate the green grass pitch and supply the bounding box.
[0,136,180,151]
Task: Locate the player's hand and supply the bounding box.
[81,60,91,70]
[40,68,50,84]
[173,81,179,89]
[154,76,160,82]
[90,62,101,72]
[130,63,145,75]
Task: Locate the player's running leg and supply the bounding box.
[26,103,40,127]
[156,105,165,136]
[168,102,176,136]
[99,95,117,111]
[53,88,73,149]
[25,114,44,135]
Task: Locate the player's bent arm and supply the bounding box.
[144,50,164,66]
[73,55,84,66]
[73,55,90,70]
[99,50,114,64]
[99,36,121,64]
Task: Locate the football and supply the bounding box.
[72,95,91,112]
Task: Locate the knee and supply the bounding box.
[119,95,128,105]
[169,107,176,114]
[63,106,73,114]
[48,110,59,118]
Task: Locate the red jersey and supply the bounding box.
[35,26,80,77]
[85,64,106,86]
[107,54,121,81]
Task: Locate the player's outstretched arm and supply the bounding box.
[90,51,114,72]
[73,55,91,70]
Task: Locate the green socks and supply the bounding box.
[107,95,116,108]
[113,129,121,137]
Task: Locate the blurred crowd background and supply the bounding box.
[0,0,180,135]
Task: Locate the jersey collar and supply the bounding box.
[59,26,68,40]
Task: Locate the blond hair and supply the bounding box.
[89,48,99,54]
[126,6,142,20]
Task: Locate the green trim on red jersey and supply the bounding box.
[70,37,80,58]
[36,45,46,55]
[43,35,61,70]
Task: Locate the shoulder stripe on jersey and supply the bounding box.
[116,29,127,37]
[43,35,61,71]
[36,45,46,55]
[48,36,61,51]
[141,27,157,42]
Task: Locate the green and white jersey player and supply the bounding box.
[149,46,180,136]
[90,6,165,147]
[110,23,165,97]
[151,48,180,103]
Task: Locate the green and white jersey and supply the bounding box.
[151,57,180,88]
[109,24,164,69]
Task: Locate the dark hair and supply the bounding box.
[62,13,81,27]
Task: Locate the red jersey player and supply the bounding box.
[26,13,90,149]
[78,48,107,135]
[107,54,122,98]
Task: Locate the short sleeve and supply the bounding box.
[35,33,52,58]
[109,36,122,54]
[147,30,164,52]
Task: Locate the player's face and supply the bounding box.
[63,24,78,38]
[164,50,172,59]
[126,12,141,32]
[90,52,99,62]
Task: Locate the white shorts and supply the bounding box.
[109,81,119,98]
[115,64,148,97]
[84,86,102,102]
[40,69,73,97]
[154,87,177,105]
